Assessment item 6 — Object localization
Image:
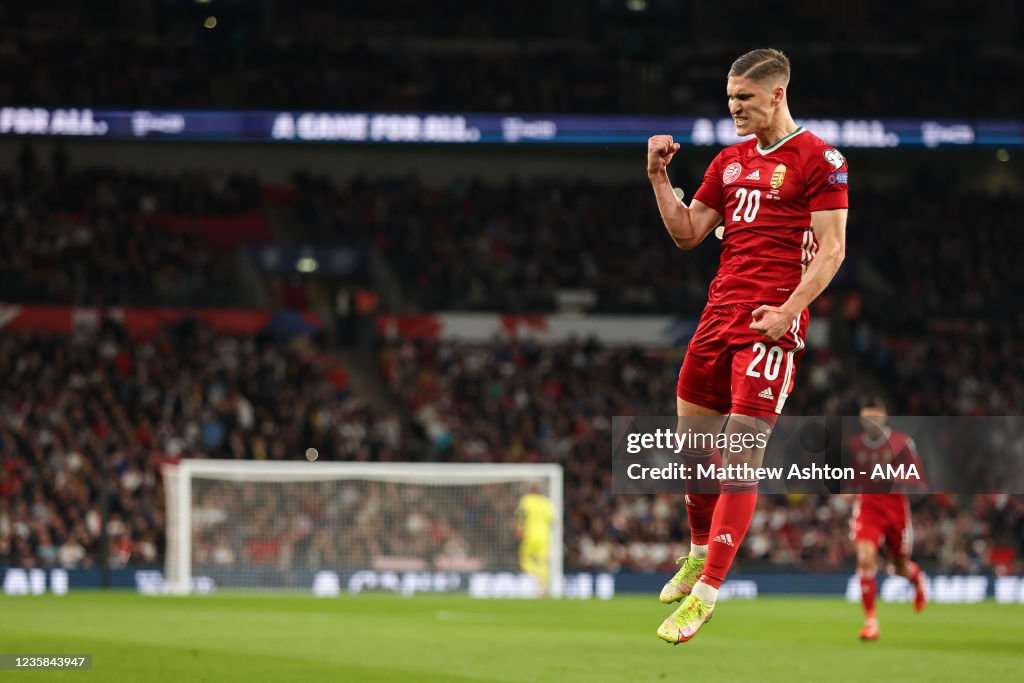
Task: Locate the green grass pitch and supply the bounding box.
[1,592,1020,682]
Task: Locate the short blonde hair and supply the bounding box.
[729,48,791,86]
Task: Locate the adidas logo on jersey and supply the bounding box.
[713,533,735,547]
[758,387,775,400]
[745,169,761,180]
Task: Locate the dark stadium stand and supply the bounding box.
[0,167,265,306]
[0,2,1018,117]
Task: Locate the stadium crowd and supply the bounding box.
[285,174,1023,321]
[5,319,1022,575]
[0,320,401,571]
[0,163,262,306]
[292,174,710,313]
[189,478,519,585]
[2,160,1023,575]
[12,165,1020,322]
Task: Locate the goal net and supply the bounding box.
[162,460,563,597]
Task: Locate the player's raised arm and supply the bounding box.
[751,208,847,340]
[647,135,722,250]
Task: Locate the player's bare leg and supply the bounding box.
[856,540,880,640]
[660,399,726,604]
[892,556,927,613]
[659,412,771,643]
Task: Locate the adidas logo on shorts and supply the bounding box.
[713,533,735,547]
[758,387,775,400]
[745,169,761,180]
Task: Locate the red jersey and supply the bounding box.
[692,127,849,306]
[847,427,925,511]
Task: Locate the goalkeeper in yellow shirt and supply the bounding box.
[516,484,556,596]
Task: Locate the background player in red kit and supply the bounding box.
[848,397,928,641]
[647,48,849,644]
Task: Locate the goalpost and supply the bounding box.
[162,460,564,597]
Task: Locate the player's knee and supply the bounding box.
[720,413,772,469]
[856,548,876,570]
[674,429,720,464]
[675,415,727,460]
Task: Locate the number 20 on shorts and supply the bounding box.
[745,342,783,380]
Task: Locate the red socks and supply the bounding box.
[859,569,878,619]
[699,481,758,589]
[680,448,722,545]
[902,561,921,584]
[684,494,718,545]
[859,563,918,620]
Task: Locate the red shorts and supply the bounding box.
[676,303,808,416]
[851,495,913,561]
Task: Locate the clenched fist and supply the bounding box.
[749,305,797,341]
[647,135,681,177]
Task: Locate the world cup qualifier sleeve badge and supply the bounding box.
[823,148,845,169]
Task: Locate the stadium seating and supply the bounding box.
[287,175,1023,318]
[2,164,1022,575]
[0,3,1017,117]
[0,167,265,306]
[0,320,400,570]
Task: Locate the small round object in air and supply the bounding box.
[305,448,319,462]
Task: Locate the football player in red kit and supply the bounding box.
[848,397,928,641]
[647,48,849,644]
